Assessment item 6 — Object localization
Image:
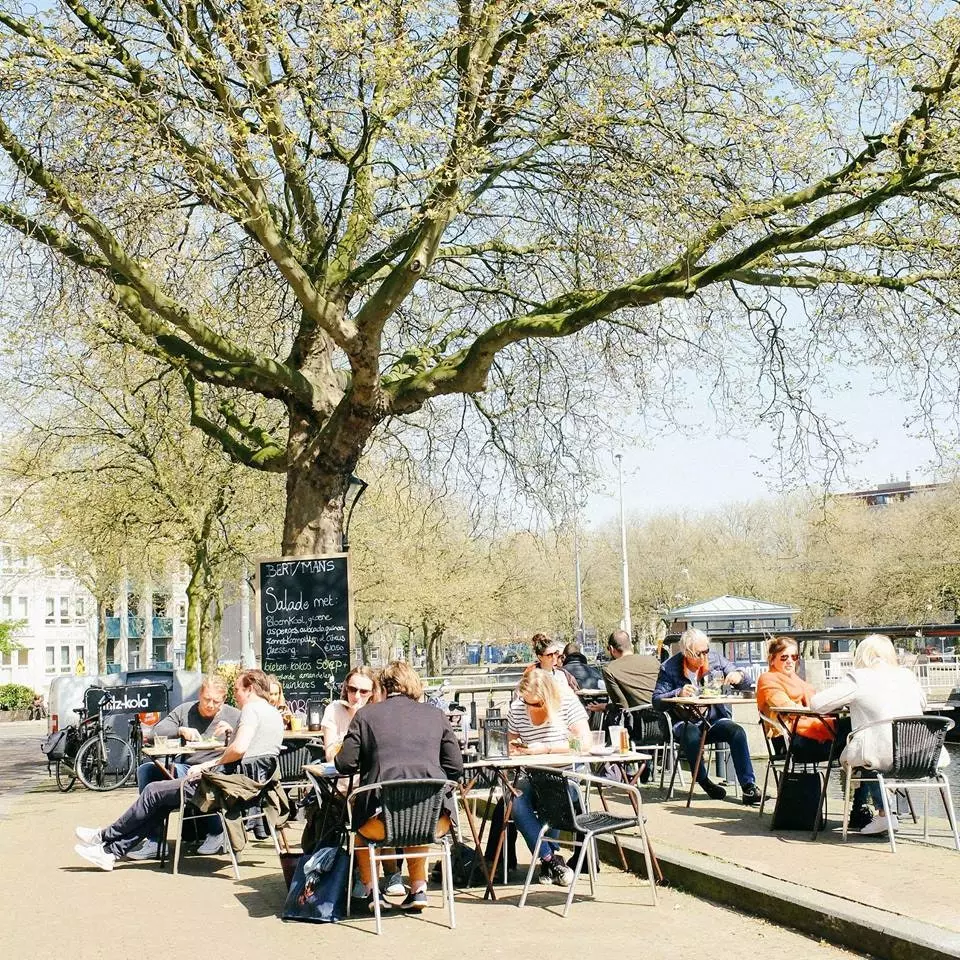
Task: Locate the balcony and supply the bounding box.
[105,616,144,640]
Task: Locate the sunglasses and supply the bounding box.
[541,651,561,658]
[346,685,373,695]
[777,653,800,662]
[524,699,545,708]
[692,649,710,658]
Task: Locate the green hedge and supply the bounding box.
[0,683,36,710]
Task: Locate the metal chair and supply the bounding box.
[517,766,658,916]
[345,778,458,935]
[758,712,790,817]
[842,715,959,853]
[166,761,283,879]
[621,705,683,796]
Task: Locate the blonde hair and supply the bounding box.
[854,633,898,669]
[518,670,561,719]
[766,636,798,665]
[379,660,424,700]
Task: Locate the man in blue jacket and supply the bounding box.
[654,628,761,804]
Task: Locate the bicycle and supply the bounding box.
[48,693,138,791]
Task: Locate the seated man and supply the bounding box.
[653,628,761,805]
[601,630,660,709]
[131,675,240,858]
[562,642,603,690]
[73,669,282,871]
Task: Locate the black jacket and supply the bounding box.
[335,695,464,823]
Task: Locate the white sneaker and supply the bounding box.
[383,871,406,896]
[860,813,900,836]
[74,842,115,871]
[75,826,102,845]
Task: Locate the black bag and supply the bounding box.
[281,845,349,923]
[41,729,72,761]
[771,771,823,830]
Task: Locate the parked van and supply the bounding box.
[47,669,204,736]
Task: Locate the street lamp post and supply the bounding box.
[573,507,584,644]
[340,474,368,551]
[615,453,632,638]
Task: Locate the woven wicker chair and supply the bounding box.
[842,715,959,853]
[620,705,683,796]
[517,766,658,917]
[346,778,458,935]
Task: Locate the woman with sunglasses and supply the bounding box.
[506,670,591,887]
[756,637,835,762]
[321,666,379,762]
[522,633,581,692]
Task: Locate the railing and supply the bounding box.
[820,656,960,693]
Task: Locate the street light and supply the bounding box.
[614,453,632,638]
[573,500,584,644]
[340,473,368,552]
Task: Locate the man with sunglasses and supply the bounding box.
[653,628,761,804]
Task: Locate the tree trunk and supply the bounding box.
[356,622,372,665]
[97,599,108,673]
[184,566,203,671]
[281,407,377,556]
[426,622,446,676]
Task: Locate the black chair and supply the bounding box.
[842,715,959,852]
[758,712,790,817]
[517,766,658,917]
[345,778,458,935]
[622,705,683,796]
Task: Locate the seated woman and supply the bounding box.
[73,669,284,870]
[522,633,581,692]
[321,666,378,761]
[335,661,463,913]
[507,670,592,887]
[811,633,928,835]
[756,636,837,762]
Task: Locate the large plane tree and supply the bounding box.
[1,1,959,555]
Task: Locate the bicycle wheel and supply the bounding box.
[55,759,77,792]
[75,735,136,791]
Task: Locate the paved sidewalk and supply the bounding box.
[0,779,866,960]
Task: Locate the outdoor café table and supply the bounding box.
[461,750,653,901]
[142,740,225,779]
[765,705,843,841]
[658,694,757,808]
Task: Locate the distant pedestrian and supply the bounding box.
[29,694,46,720]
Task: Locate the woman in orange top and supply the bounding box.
[756,637,835,761]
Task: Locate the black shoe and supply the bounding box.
[741,783,762,806]
[399,889,428,911]
[702,779,727,801]
[638,763,652,785]
[847,804,874,831]
[366,892,392,914]
[538,854,574,887]
[251,820,270,840]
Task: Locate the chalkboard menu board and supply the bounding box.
[257,553,352,714]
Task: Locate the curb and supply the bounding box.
[597,833,960,960]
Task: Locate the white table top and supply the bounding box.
[142,741,224,757]
[463,750,651,770]
[659,695,755,706]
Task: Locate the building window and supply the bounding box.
[45,646,55,672]
[60,644,70,673]
[17,648,27,667]
[15,596,27,619]
[45,597,56,624]
[177,602,186,622]
[0,651,8,666]
[0,595,10,619]
[75,644,85,666]
[75,597,85,620]
[60,596,70,624]
[0,544,11,574]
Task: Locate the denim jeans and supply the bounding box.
[674,718,756,788]
[102,777,191,857]
[134,760,222,844]
[853,775,883,809]
[511,777,582,861]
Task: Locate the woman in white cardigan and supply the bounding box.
[810,634,926,835]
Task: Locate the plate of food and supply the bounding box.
[589,745,616,756]
[192,738,224,748]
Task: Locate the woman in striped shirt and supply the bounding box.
[506,671,591,886]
